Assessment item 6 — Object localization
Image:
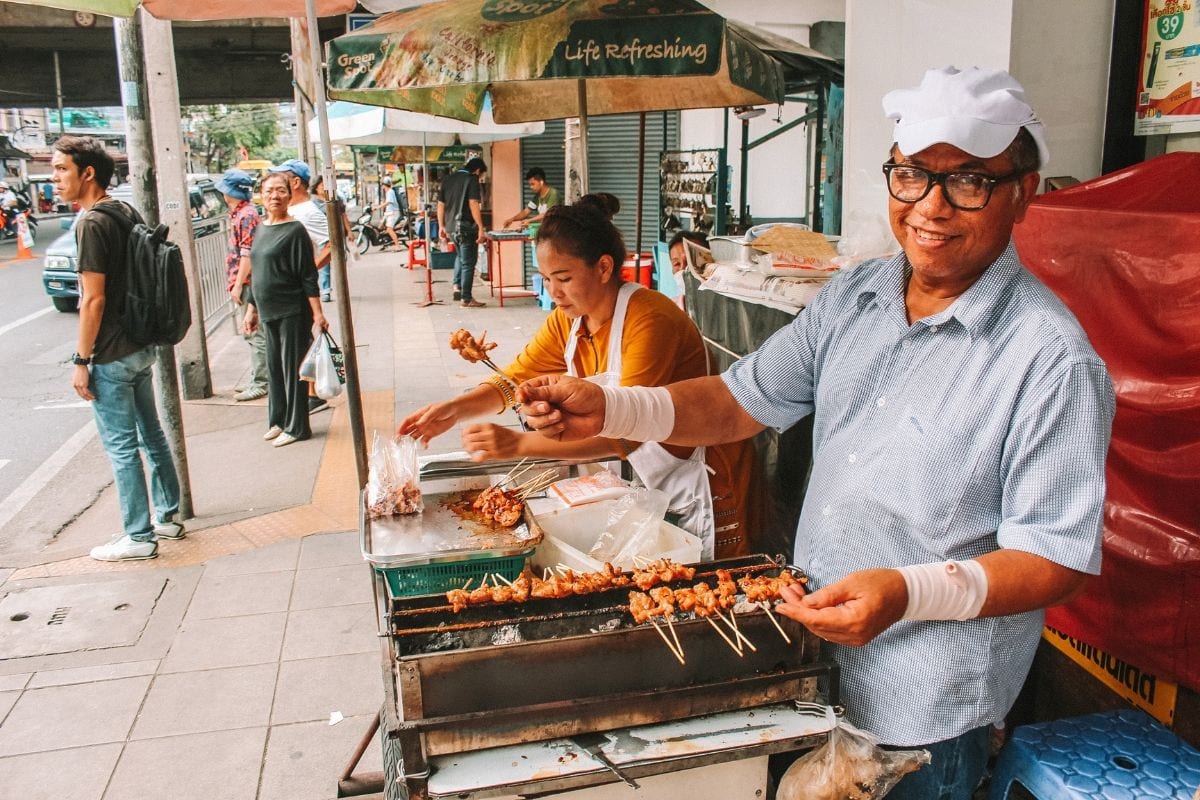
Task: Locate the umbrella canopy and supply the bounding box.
[7,0,354,19]
[310,100,544,147]
[326,0,786,124]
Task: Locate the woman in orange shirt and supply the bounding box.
[399,202,756,559]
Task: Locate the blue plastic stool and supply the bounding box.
[989,709,1200,799]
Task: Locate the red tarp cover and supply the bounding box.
[1013,152,1200,691]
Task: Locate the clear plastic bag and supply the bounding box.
[367,432,423,519]
[588,488,670,563]
[315,333,346,399]
[776,719,931,800]
[299,336,322,380]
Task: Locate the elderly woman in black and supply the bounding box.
[243,172,328,448]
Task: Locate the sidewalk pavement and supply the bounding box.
[0,249,548,800]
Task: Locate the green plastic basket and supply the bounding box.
[378,553,529,598]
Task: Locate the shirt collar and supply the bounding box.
[855,242,1022,339]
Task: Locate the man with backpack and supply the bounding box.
[52,135,184,562]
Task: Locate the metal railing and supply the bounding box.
[191,216,230,332]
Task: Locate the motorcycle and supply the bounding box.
[352,205,410,255]
[1,204,37,244]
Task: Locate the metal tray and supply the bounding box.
[361,487,543,569]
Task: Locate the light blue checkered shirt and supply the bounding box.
[723,243,1115,746]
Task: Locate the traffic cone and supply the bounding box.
[14,214,34,260]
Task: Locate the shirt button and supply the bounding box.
[902,340,912,348]
[876,397,886,407]
[822,505,831,516]
[847,453,857,464]
[929,325,939,333]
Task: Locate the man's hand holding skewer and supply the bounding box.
[517,375,607,441]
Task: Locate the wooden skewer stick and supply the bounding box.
[648,618,686,666]
[493,573,515,588]
[460,578,474,592]
[719,609,757,652]
[664,613,683,656]
[761,603,792,644]
[543,568,553,581]
[705,616,743,656]
[499,457,532,487]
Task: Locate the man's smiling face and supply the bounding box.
[888,142,1038,287]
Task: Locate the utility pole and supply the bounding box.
[113,10,195,519]
[52,51,65,134]
[141,13,213,401]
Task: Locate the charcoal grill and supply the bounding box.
[370,554,839,799]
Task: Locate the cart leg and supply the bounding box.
[337,711,385,798]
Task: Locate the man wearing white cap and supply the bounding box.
[517,67,1115,798]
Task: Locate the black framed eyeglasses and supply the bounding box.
[882,162,1023,210]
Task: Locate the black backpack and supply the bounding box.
[90,202,192,347]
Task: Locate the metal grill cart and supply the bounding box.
[353,461,840,800]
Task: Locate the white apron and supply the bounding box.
[564,282,717,557]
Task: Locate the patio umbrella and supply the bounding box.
[327,0,788,189]
[310,99,545,147]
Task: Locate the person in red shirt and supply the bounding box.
[219,169,267,402]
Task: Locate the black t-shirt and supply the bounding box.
[76,199,141,364]
[437,169,480,239]
[249,220,318,322]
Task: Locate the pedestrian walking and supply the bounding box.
[219,168,268,402]
[243,172,329,448]
[438,157,488,307]
[52,135,184,562]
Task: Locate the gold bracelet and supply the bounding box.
[483,376,515,410]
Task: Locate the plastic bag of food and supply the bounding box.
[367,432,423,519]
[776,719,930,800]
[588,488,670,563]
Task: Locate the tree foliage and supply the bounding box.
[182,104,281,173]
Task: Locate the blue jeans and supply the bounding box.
[452,224,480,302]
[318,264,331,294]
[90,348,180,542]
[884,725,990,800]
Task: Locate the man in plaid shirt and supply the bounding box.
[219,169,268,401]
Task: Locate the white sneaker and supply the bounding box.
[263,425,283,441]
[154,520,186,540]
[90,535,158,562]
[273,432,300,448]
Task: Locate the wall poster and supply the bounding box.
[1136,0,1200,134]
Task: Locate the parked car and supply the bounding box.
[42,178,225,312]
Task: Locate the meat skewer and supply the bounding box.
[650,617,686,665]
[761,603,792,644]
[449,328,531,432]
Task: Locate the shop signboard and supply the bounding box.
[1135,0,1200,135]
[1042,626,1178,725]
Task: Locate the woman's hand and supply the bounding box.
[462,423,525,461]
[313,312,329,333]
[398,400,460,446]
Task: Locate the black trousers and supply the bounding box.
[263,313,313,439]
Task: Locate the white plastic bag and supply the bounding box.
[314,333,345,399]
[299,337,322,380]
[776,719,930,800]
[588,488,670,563]
[367,432,423,519]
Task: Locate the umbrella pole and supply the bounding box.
[305,0,368,487]
[635,111,646,285]
[416,132,442,307]
[576,79,590,193]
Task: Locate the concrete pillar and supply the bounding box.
[141,13,213,401]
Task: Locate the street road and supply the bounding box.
[0,221,105,550]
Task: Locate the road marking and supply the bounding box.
[0,420,97,534]
[34,399,92,410]
[0,306,54,339]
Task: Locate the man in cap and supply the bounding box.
[382,175,407,250]
[517,67,1115,799]
[269,159,332,303]
[437,157,489,307]
[219,168,268,402]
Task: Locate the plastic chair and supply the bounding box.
[989,709,1200,799]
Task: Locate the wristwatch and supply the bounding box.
[71,352,92,366]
